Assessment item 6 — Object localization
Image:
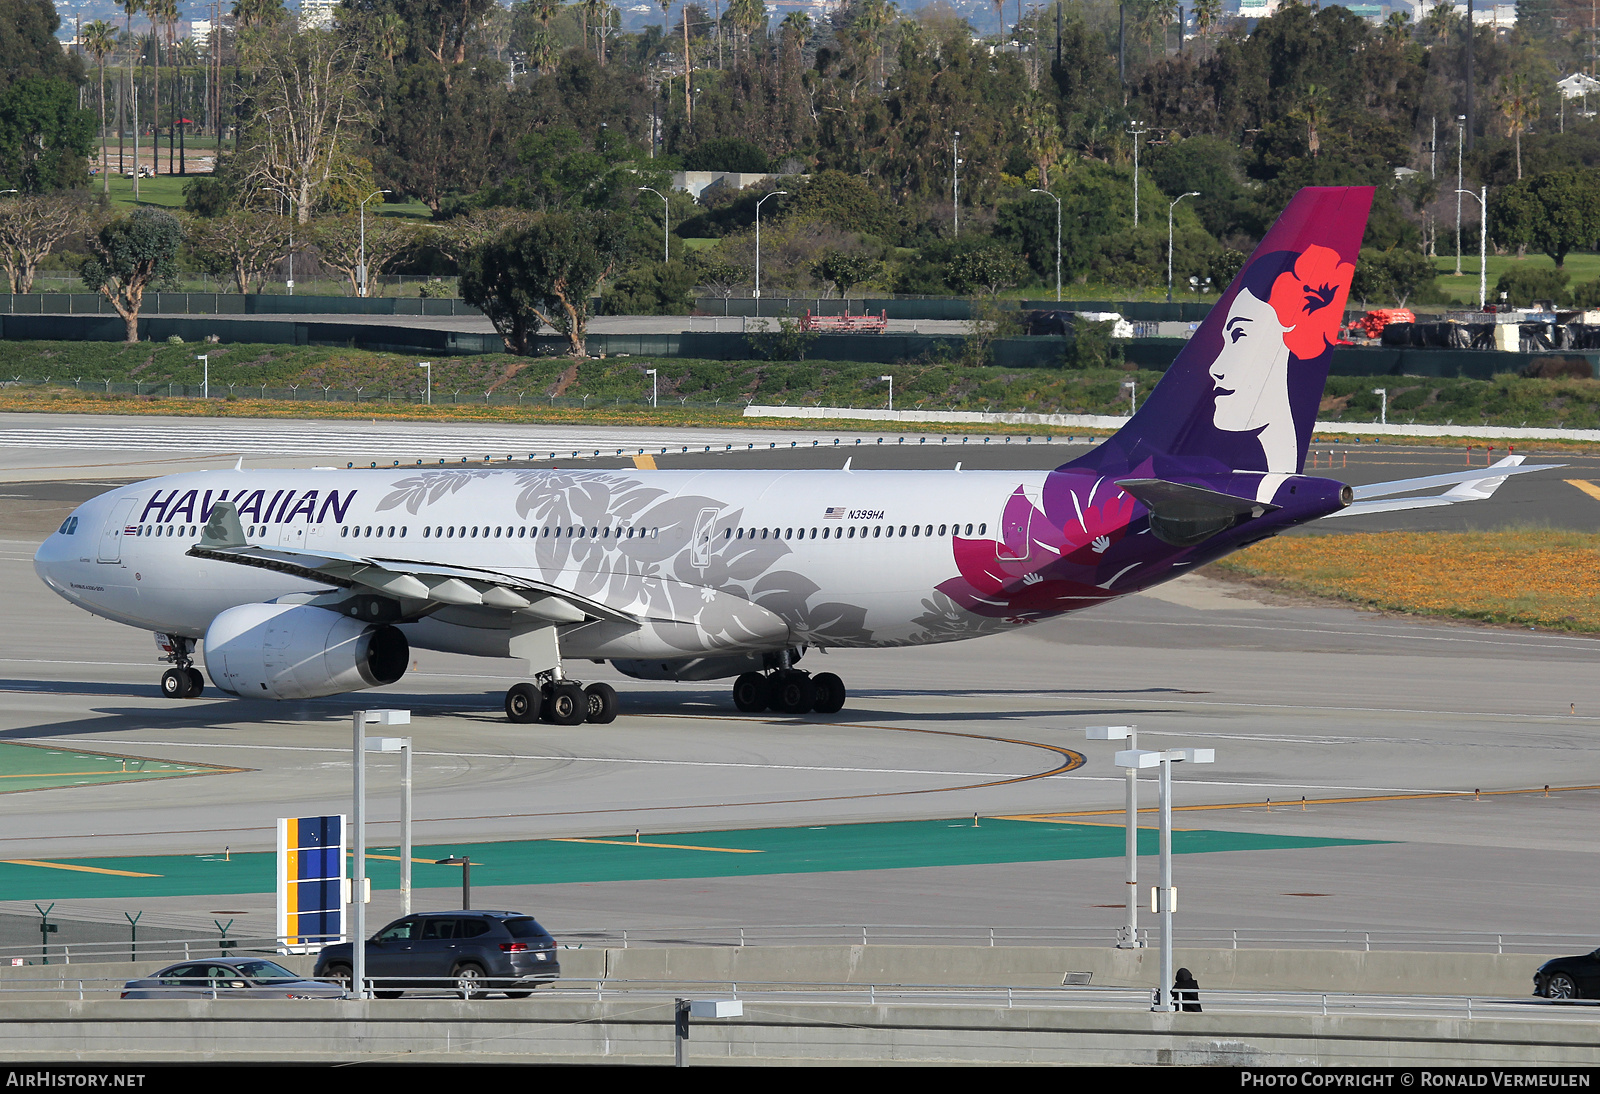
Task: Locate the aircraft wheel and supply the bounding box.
[505,682,541,724]
[811,672,846,715]
[732,672,769,713]
[583,683,618,725]
[185,668,204,697]
[544,681,587,726]
[160,668,191,700]
[769,671,816,715]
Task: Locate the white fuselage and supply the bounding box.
[34,466,1053,663]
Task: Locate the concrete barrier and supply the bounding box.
[0,997,1592,1065]
[0,945,1548,999]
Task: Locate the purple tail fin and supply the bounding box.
[1078,186,1373,478]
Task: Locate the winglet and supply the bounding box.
[198,500,246,549]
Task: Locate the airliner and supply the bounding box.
[32,188,1553,724]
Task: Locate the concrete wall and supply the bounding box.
[3,945,1547,999]
[0,997,1592,1065]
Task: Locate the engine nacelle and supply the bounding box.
[203,603,409,700]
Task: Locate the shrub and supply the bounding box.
[1495,265,1571,307]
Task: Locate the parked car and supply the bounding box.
[122,958,345,999]
[314,910,560,999]
[1534,949,1600,999]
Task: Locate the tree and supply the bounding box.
[1492,169,1600,268]
[0,78,97,192]
[1498,73,1537,181]
[187,210,294,293]
[459,211,625,355]
[0,191,91,293]
[81,20,116,196]
[0,0,87,92]
[80,208,184,342]
[944,242,1026,297]
[235,24,370,223]
[426,206,536,267]
[808,247,881,296]
[1351,247,1437,308]
[371,62,515,214]
[339,0,496,66]
[304,213,419,295]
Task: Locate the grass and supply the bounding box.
[0,340,1168,419]
[1431,252,1600,305]
[1212,528,1600,632]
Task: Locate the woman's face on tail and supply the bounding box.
[1210,288,1291,433]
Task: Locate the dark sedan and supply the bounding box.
[315,910,561,998]
[122,959,346,999]
[1534,949,1600,999]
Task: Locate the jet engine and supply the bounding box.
[203,603,409,700]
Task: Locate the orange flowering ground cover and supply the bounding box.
[1212,530,1600,632]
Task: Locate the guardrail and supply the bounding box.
[0,975,1590,1022]
[549,924,1594,956]
[0,924,1587,966]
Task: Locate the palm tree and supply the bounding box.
[116,0,143,193]
[991,0,1004,38]
[1300,83,1325,158]
[1150,0,1180,53]
[1499,73,1537,179]
[1191,0,1221,39]
[83,20,118,195]
[1382,10,1411,44]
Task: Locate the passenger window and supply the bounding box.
[873,526,881,538]
[725,528,731,539]
[340,527,348,538]
[911,525,920,537]
[939,524,947,536]
[978,523,985,535]
[422,527,430,538]
[965,524,973,535]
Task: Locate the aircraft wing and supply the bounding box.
[1325,455,1561,518]
[187,501,634,625]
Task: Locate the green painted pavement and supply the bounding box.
[0,819,1382,902]
[0,741,232,794]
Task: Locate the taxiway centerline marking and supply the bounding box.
[549,838,761,853]
[1001,782,1600,820]
[1566,479,1600,503]
[1,860,161,877]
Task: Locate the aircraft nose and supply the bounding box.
[33,502,88,590]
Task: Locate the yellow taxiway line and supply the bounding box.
[2,860,161,877]
[1566,479,1600,502]
[550,838,762,853]
[1002,782,1600,821]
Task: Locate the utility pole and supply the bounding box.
[1465,0,1475,151]
[952,130,961,238]
[1128,121,1149,227]
[1455,116,1465,277]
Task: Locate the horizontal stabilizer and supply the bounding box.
[1116,478,1280,547]
[1328,456,1558,519]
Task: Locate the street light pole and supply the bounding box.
[1167,191,1200,303]
[1123,379,1137,414]
[359,189,390,298]
[753,190,787,310]
[1455,116,1465,277]
[638,187,669,263]
[351,710,409,999]
[196,354,208,399]
[259,187,293,294]
[1114,745,1215,1012]
[879,374,893,410]
[1128,121,1149,227]
[1086,726,1142,948]
[418,361,431,405]
[952,130,961,237]
[1373,387,1388,425]
[1029,188,1062,302]
[1457,186,1488,308]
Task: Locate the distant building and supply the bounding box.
[190,19,212,48]
[299,0,337,29]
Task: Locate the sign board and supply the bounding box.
[276,814,346,953]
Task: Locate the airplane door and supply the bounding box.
[996,488,1038,562]
[275,523,306,550]
[98,497,138,563]
[690,507,719,569]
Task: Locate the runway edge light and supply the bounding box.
[364,710,410,726]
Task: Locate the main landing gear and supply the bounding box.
[504,673,618,726]
[157,635,204,699]
[732,651,846,716]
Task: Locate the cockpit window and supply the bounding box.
[58,516,79,535]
